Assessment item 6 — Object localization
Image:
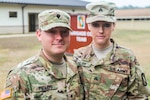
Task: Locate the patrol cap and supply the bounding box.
[86,1,116,23]
[38,9,71,31]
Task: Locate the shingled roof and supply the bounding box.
[0,0,89,7]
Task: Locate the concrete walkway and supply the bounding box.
[0,33,35,38]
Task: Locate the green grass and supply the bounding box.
[0,35,41,90]
[0,30,150,98]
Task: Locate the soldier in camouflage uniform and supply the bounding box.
[73,1,150,100]
[1,9,81,100]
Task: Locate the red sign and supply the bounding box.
[67,15,92,54]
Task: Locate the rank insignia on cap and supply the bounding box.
[99,8,103,12]
[56,14,60,19]
[0,88,12,100]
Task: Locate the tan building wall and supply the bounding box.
[116,20,150,31]
[115,8,150,31]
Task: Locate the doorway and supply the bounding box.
[28,13,38,32]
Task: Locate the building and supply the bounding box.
[0,0,89,34]
[0,0,150,35]
[116,8,150,31]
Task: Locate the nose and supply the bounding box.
[55,33,62,39]
[98,26,103,34]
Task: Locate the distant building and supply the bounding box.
[116,8,150,31]
[0,0,88,34]
[0,0,150,34]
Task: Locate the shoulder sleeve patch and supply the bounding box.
[0,88,12,100]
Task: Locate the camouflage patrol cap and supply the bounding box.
[86,1,116,23]
[38,9,71,31]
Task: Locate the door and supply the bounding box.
[29,13,38,32]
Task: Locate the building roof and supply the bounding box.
[0,0,89,7]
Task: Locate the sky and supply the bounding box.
[82,0,150,8]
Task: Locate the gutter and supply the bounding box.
[21,4,27,34]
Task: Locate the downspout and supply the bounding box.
[22,5,27,34]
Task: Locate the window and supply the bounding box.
[9,11,17,18]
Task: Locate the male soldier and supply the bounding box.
[73,1,150,100]
[1,9,80,100]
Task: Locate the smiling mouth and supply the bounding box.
[97,36,105,38]
[52,43,64,45]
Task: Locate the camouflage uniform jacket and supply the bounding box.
[73,39,150,100]
[4,51,81,100]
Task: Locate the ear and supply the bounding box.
[36,29,42,41]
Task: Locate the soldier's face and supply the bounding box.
[36,27,70,56]
[88,21,115,48]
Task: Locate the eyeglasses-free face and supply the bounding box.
[91,22,113,29]
[88,21,115,49]
[44,27,70,38]
[36,27,70,57]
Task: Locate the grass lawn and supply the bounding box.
[0,34,41,90]
[0,30,150,98]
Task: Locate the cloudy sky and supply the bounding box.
[82,0,150,7]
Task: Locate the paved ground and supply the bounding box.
[0,33,35,38]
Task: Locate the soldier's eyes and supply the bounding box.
[91,22,112,28]
[45,29,70,37]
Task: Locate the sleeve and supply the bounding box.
[127,54,150,99]
[2,69,29,100]
[73,48,87,67]
[73,49,82,64]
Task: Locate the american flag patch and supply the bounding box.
[0,89,11,100]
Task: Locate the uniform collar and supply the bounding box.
[81,39,120,66]
[38,50,67,79]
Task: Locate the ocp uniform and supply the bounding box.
[73,39,150,100]
[3,51,79,100]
